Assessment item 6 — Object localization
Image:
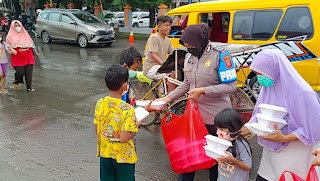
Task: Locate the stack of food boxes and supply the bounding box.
[248,104,288,136]
[203,135,233,159]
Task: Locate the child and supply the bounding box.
[120,46,142,105]
[143,16,176,92]
[94,65,138,181]
[214,109,252,181]
[0,32,15,94]
[120,47,161,111]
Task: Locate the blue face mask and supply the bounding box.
[257,75,274,87]
[129,70,137,78]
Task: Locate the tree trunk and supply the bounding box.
[149,8,156,28]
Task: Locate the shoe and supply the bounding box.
[27,88,36,92]
[13,84,19,90]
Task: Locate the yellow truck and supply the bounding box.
[155,0,320,97]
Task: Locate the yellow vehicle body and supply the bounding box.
[154,0,320,91]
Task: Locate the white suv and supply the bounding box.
[132,12,150,27]
[104,12,124,27]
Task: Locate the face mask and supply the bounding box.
[15,27,21,32]
[0,38,2,41]
[129,70,137,78]
[187,48,201,57]
[217,129,231,141]
[122,84,129,96]
[257,75,274,87]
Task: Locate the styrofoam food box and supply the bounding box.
[258,104,288,118]
[204,145,226,160]
[205,135,232,151]
[135,100,166,110]
[134,107,150,123]
[255,113,288,129]
[250,123,275,136]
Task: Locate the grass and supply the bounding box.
[114,28,150,40]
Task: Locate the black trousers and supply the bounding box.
[256,175,268,181]
[178,124,218,181]
[14,65,33,89]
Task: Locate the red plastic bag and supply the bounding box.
[279,166,319,181]
[161,99,217,174]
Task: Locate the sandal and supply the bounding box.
[1,89,8,94]
[13,84,19,90]
[27,88,36,92]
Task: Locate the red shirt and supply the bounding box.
[11,47,35,67]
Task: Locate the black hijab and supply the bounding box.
[180,23,209,58]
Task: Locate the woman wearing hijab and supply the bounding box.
[241,49,320,181]
[161,24,237,181]
[6,20,40,92]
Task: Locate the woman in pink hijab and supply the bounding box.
[6,20,40,92]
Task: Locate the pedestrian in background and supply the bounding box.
[6,20,40,92]
[161,23,237,181]
[241,49,320,181]
[0,32,15,94]
[94,65,139,181]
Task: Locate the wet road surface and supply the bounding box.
[0,36,262,181]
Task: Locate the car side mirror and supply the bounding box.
[69,21,76,25]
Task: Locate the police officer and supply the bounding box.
[161,23,237,181]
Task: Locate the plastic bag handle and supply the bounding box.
[279,166,319,181]
[187,99,199,111]
[161,112,174,125]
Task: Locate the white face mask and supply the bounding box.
[0,38,2,41]
[15,27,21,32]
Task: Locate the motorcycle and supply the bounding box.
[0,17,9,32]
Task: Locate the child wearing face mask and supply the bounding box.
[120,47,142,105]
[214,109,252,181]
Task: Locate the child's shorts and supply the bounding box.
[0,63,7,75]
[100,157,135,181]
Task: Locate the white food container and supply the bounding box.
[135,100,167,110]
[203,145,226,160]
[250,123,275,136]
[258,104,288,118]
[134,107,150,123]
[205,135,232,151]
[255,113,288,129]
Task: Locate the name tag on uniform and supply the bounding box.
[218,50,237,83]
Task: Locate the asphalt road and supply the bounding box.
[0,36,264,181]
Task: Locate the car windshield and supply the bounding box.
[105,13,115,19]
[72,12,101,23]
[132,13,139,18]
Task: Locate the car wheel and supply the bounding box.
[42,31,51,44]
[249,76,262,99]
[104,42,113,47]
[133,23,138,27]
[78,34,88,48]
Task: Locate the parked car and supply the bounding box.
[104,12,124,27]
[132,12,150,27]
[35,9,115,48]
